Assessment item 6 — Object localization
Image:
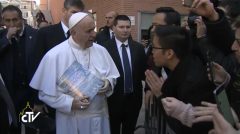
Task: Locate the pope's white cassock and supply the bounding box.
[30,35,120,134]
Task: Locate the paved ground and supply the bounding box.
[135,99,146,134]
[135,82,146,134]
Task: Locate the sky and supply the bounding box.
[0,0,40,5]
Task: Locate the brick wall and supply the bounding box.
[40,0,189,40]
[40,0,64,24]
[83,0,189,40]
[49,0,64,23]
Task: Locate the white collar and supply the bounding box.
[109,29,113,34]
[115,38,128,49]
[61,21,69,34]
[68,36,88,50]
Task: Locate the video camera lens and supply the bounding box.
[187,16,198,28]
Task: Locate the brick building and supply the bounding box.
[40,0,189,41]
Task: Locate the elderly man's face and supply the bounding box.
[231,27,240,63]
[105,11,117,28]
[72,16,96,49]
[2,10,22,29]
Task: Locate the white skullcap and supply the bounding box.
[69,12,88,29]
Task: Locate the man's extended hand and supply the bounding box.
[145,69,164,97]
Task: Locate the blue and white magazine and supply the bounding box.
[57,61,104,100]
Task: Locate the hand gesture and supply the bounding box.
[162,97,195,127]
[195,16,207,38]
[145,69,164,97]
[193,101,217,123]
[208,110,239,134]
[161,97,185,116]
[7,27,20,40]
[208,62,230,86]
[190,0,219,21]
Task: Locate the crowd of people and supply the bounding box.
[0,0,240,134]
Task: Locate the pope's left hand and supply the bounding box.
[98,79,111,94]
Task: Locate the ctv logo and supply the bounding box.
[19,102,41,123]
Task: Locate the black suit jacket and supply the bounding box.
[32,22,67,72]
[0,25,37,114]
[0,78,17,133]
[102,39,147,98]
[160,55,215,134]
[95,26,111,45]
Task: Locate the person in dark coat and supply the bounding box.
[95,11,118,45]
[102,15,147,134]
[145,25,215,134]
[0,5,37,134]
[0,74,17,134]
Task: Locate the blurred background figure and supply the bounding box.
[36,10,46,28]
[37,20,49,29]
[220,0,240,28]
[0,5,37,134]
[95,11,118,45]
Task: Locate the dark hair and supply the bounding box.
[64,0,85,10]
[210,0,220,7]
[2,5,22,19]
[113,15,131,26]
[155,7,181,26]
[154,25,190,59]
[221,0,240,20]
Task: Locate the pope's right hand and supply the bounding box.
[72,95,90,110]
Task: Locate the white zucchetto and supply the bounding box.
[69,12,88,29]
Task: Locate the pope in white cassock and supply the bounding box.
[30,12,120,134]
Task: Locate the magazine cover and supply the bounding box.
[57,61,104,100]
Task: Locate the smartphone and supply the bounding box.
[213,85,235,127]
[183,0,193,7]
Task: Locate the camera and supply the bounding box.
[187,15,198,28]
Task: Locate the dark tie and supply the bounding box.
[0,79,17,127]
[111,32,115,40]
[121,44,133,94]
[67,30,70,38]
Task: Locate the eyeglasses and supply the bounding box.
[150,46,169,50]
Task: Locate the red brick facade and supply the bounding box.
[40,0,189,40]
[39,0,64,24]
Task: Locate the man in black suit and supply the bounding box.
[102,15,147,134]
[95,11,118,45]
[0,5,37,133]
